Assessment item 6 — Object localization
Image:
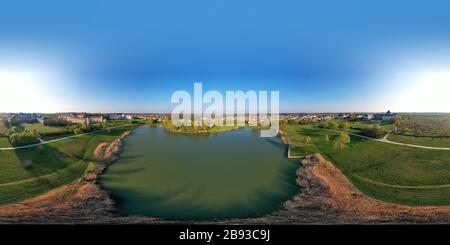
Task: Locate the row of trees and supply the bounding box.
[6,122,111,147]
[393,115,450,137]
[320,120,350,131]
[299,132,351,152]
[9,128,40,146]
[358,125,386,139]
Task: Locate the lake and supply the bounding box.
[99,125,298,220]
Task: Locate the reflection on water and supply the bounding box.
[99,125,298,220]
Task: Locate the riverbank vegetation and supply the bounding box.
[283,124,450,206]
[162,118,269,134]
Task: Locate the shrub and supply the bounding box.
[9,131,40,146]
[302,136,312,145]
[322,120,339,130]
[43,118,70,127]
[333,133,351,151]
[359,125,386,139]
[339,121,350,131]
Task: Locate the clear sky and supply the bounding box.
[1,0,450,113]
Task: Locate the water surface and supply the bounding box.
[99,125,298,220]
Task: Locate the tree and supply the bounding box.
[323,120,339,130]
[333,133,351,152]
[302,136,312,145]
[360,125,385,138]
[9,126,18,135]
[73,128,82,135]
[340,121,350,131]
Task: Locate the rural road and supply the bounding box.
[0,125,131,151]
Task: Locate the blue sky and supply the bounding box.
[1,0,450,112]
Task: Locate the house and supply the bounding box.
[89,115,104,124]
[362,114,374,121]
[37,115,48,124]
[62,114,105,125]
[109,113,135,120]
[62,114,88,125]
[366,110,397,122]
[382,110,397,121]
[109,113,126,120]
[8,113,37,123]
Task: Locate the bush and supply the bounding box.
[322,120,339,130]
[359,125,386,139]
[9,131,40,146]
[339,122,350,131]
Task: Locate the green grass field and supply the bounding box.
[22,123,65,134]
[348,120,393,128]
[0,125,135,206]
[0,137,11,148]
[388,134,450,148]
[283,124,450,206]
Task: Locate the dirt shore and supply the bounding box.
[2,133,450,223]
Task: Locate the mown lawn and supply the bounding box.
[282,124,450,206]
[388,134,450,148]
[0,125,135,206]
[0,137,11,148]
[22,123,64,134]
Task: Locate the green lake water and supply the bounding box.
[99,125,298,220]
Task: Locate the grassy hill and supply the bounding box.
[22,123,65,134]
[0,125,135,206]
[283,124,450,206]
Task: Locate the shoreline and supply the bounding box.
[2,128,450,223]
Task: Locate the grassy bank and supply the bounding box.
[0,125,135,206]
[22,123,65,134]
[283,124,450,206]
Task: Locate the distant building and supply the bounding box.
[37,115,48,124]
[109,114,125,120]
[382,110,397,121]
[62,114,88,125]
[362,114,374,121]
[109,113,134,120]
[62,114,104,125]
[363,110,397,122]
[8,113,37,123]
[89,115,104,124]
